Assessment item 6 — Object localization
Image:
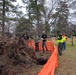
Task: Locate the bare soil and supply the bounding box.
[0,38,51,75]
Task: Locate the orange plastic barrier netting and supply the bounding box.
[38,46,58,75]
[28,40,58,75]
[28,40,54,52]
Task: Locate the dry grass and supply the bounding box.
[54,37,76,75]
[24,37,76,75]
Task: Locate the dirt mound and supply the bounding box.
[0,38,37,75]
[0,37,51,75]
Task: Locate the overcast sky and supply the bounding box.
[12,0,52,13]
[12,0,27,13]
[12,0,76,24]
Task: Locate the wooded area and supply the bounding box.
[0,0,76,41]
[0,0,76,75]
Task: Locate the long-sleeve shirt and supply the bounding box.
[41,34,47,42]
[34,37,39,43]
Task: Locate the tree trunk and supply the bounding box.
[2,0,5,42]
[35,0,40,36]
[71,35,73,46]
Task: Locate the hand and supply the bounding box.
[41,38,43,40]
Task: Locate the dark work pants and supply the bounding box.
[58,43,63,56]
[42,41,48,53]
[35,43,39,51]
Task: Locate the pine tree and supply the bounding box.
[0,0,21,41]
[16,17,34,36]
[22,0,45,36]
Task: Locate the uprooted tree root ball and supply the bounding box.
[0,38,51,75]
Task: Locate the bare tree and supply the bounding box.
[41,0,57,34]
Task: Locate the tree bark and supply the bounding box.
[71,35,73,46]
[2,0,5,42]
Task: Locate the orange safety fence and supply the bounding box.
[39,41,54,52]
[28,40,58,75]
[28,40,54,52]
[38,46,58,75]
[28,40,35,48]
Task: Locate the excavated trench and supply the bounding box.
[36,58,48,65]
